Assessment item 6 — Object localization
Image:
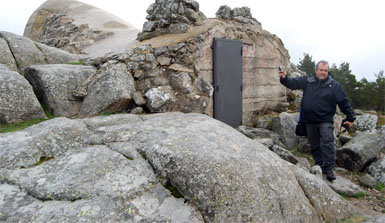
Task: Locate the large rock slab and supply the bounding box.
[79,63,135,117]
[0,113,363,222]
[0,67,46,124]
[0,31,45,72]
[272,112,300,149]
[0,37,17,71]
[107,113,358,222]
[368,156,385,185]
[24,0,139,56]
[290,166,360,221]
[0,117,91,169]
[0,145,203,222]
[24,64,97,117]
[336,129,385,171]
[325,176,366,197]
[0,31,84,73]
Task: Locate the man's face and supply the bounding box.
[315,63,329,80]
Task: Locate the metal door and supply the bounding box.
[213,38,243,127]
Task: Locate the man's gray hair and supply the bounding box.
[315,60,329,71]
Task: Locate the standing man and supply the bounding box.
[279,61,355,181]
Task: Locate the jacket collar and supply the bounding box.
[307,73,333,85]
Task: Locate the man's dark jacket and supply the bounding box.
[280,73,355,124]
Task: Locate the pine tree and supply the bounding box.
[297,53,315,75]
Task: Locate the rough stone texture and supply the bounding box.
[0,37,17,71]
[352,114,378,132]
[79,63,135,117]
[368,156,385,185]
[272,112,300,149]
[25,0,290,126]
[0,31,84,74]
[0,113,363,222]
[325,176,366,197]
[254,114,275,130]
[311,165,322,177]
[137,0,206,41]
[359,173,378,189]
[35,42,84,64]
[269,145,298,164]
[290,166,360,222]
[0,67,46,124]
[145,86,174,112]
[0,120,203,222]
[274,102,289,113]
[363,215,385,223]
[237,125,282,146]
[24,64,96,117]
[216,6,261,26]
[339,132,353,145]
[0,117,91,169]
[336,129,385,171]
[0,31,45,72]
[24,0,139,57]
[297,158,311,171]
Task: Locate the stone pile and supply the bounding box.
[216,5,261,26]
[137,0,206,41]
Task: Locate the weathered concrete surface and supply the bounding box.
[24,0,139,56]
[0,113,363,222]
[135,18,290,125]
[0,66,46,124]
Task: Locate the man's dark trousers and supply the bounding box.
[305,123,335,172]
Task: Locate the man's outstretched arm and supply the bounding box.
[279,69,306,90]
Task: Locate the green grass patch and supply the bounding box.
[375,182,384,191]
[337,214,368,223]
[101,112,113,116]
[353,192,367,198]
[0,118,48,133]
[67,61,84,65]
[0,103,54,134]
[339,193,347,200]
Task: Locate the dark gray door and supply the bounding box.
[213,38,243,127]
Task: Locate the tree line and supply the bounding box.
[296,53,384,113]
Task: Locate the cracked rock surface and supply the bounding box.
[0,113,363,222]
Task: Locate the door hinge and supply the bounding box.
[241,48,243,56]
[240,84,243,91]
[216,85,219,91]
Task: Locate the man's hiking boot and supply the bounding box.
[324,170,336,182]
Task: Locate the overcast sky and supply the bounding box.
[1,0,384,81]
